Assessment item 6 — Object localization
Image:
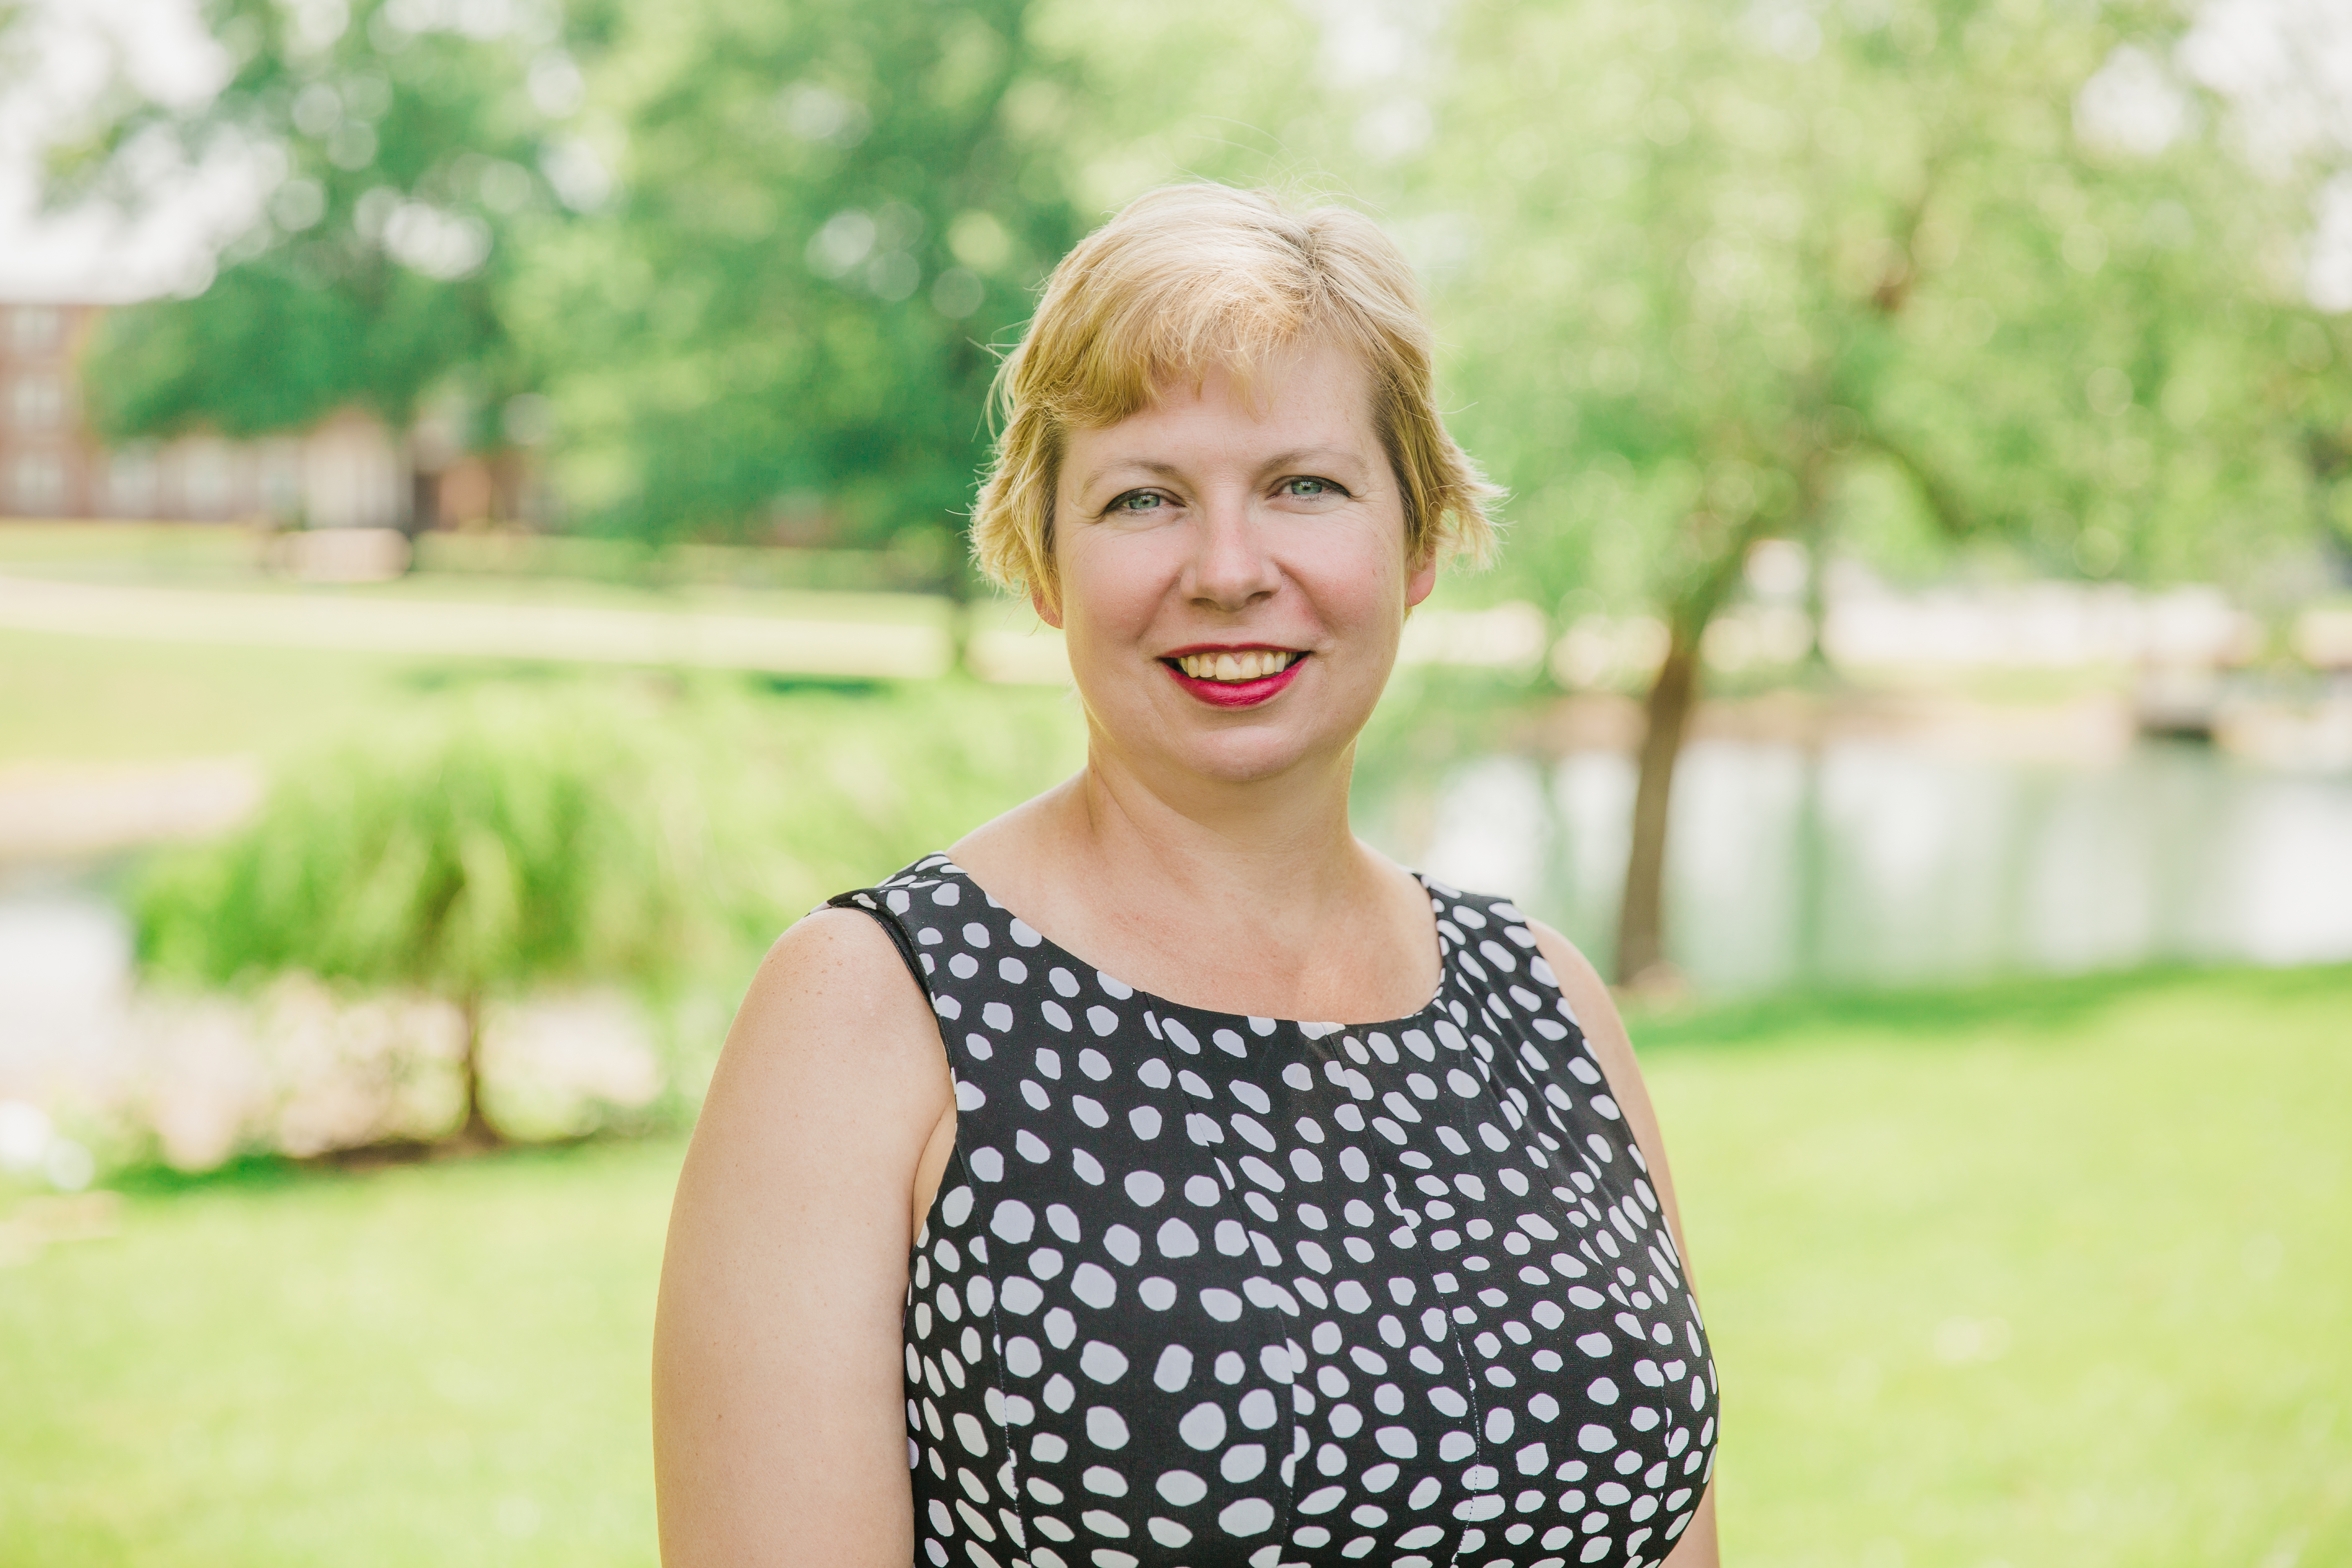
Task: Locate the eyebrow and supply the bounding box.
[1076,447,1370,495]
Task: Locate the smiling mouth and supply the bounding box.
[1164,649,1308,682]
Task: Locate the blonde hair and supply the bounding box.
[969,183,1498,607]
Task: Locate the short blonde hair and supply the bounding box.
[969,184,1498,606]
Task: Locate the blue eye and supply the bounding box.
[1114,491,1163,512]
[1284,477,1336,497]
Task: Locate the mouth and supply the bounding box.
[1160,646,1310,708]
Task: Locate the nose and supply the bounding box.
[1182,489,1281,612]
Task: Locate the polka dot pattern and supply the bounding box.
[831,855,1718,1568]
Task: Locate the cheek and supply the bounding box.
[1057,528,1175,639]
[1294,526,1410,627]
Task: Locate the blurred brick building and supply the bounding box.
[0,301,407,528]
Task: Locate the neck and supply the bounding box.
[948,712,1436,1021]
[1067,718,1369,906]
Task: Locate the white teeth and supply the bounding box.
[1176,650,1297,681]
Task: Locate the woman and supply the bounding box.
[655,184,1719,1568]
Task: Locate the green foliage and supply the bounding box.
[1322,0,2352,976]
[74,0,573,441]
[39,0,2352,981]
[39,0,2352,584]
[134,693,719,1000]
[527,0,1084,550]
[1417,0,2325,628]
[58,0,1089,555]
[1433,6,2326,622]
[86,267,386,439]
[128,674,1087,1000]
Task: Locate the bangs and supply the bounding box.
[1011,197,1394,432]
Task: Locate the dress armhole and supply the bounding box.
[824,892,929,997]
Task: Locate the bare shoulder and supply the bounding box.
[653,907,951,1567]
[737,904,944,1060]
[671,904,953,1247]
[693,907,953,1158]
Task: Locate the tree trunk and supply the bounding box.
[1804,521,1832,674]
[454,993,501,1149]
[1790,738,1829,987]
[1615,629,1703,988]
[1613,496,1788,989]
[946,589,976,679]
[941,537,977,678]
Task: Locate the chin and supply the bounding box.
[1164,723,1344,786]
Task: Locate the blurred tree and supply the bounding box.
[54,0,588,520]
[1412,0,2331,983]
[134,696,719,1147]
[40,0,1086,583]
[519,0,1085,652]
[127,676,1087,1152]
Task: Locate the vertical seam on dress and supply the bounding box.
[1438,889,1513,1568]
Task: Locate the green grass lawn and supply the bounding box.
[0,628,480,764]
[0,529,1054,767]
[0,521,1036,666]
[3,965,2345,1567]
[0,622,1079,771]
[0,1141,676,1568]
[1651,965,2352,1568]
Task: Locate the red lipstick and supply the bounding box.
[1161,646,1307,709]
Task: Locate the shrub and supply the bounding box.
[134,690,730,1145]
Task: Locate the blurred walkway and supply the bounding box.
[0,570,1074,682]
[0,759,262,860]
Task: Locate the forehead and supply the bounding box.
[1062,339,1379,476]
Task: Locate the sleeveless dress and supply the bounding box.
[828,854,1718,1568]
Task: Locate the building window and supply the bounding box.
[182,438,234,516]
[258,437,303,519]
[8,306,63,357]
[9,451,65,513]
[109,446,159,517]
[8,373,63,430]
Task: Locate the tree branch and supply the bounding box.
[1870,150,1948,317]
[1864,425,1977,541]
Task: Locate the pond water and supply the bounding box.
[0,876,132,1098]
[4,741,2348,1090]
[1370,738,2352,994]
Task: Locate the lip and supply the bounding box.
[1160,646,1309,709]
[1159,642,1303,659]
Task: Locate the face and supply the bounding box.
[1041,337,1437,788]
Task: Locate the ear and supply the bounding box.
[1030,578,1063,630]
[1405,550,1438,610]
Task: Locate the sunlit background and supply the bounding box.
[1,0,2347,1563]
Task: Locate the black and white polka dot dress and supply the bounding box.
[827,854,1718,1568]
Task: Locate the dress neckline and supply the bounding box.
[914,854,1460,1038]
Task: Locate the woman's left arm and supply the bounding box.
[1529,921,1721,1568]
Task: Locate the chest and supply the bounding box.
[935,859,1446,1028]
[895,906,1719,1568]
